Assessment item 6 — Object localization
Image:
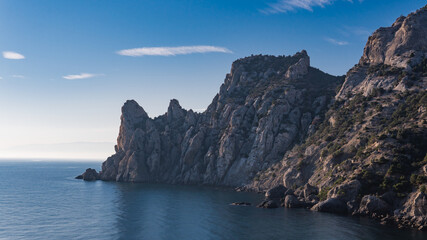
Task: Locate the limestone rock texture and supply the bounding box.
[252,5,427,230]
[97,50,342,187]
[80,4,427,231]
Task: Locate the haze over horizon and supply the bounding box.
[0,0,424,160]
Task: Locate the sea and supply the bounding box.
[0,161,426,240]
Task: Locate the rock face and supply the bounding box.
[265,185,288,199]
[80,4,427,231]
[90,50,342,187]
[312,198,348,215]
[357,195,391,216]
[284,195,304,208]
[251,5,427,230]
[337,5,427,99]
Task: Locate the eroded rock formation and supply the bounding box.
[96,50,342,187]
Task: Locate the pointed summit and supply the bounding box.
[167,99,186,122]
[121,99,148,120]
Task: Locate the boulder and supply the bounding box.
[230,202,251,206]
[257,200,279,209]
[283,195,304,208]
[357,195,391,216]
[312,198,348,214]
[265,185,288,199]
[327,180,361,203]
[303,183,318,200]
[76,168,99,181]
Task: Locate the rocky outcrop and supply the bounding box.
[285,51,310,80]
[283,195,304,208]
[265,185,287,199]
[79,4,427,231]
[80,50,342,187]
[327,180,361,203]
[357,195,392,216]
[395,191,427,230]
[252,5,427,230]
[312,198,348,215]
[75,168,99,181]
[257,200,279,209]
[337,5,427,99]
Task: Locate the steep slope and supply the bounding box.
[93,50,343,187]
[252,6,427,230]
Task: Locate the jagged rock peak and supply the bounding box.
[336,5,427,99]
[360,4,427,69]
[285,50,310,80]
[167,99,186,121]
[168,99,182,109]
[121,99,148,120]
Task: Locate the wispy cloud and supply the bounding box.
[11,75,25,79]
[0,76,3,80]
[117,45,232,57]
[2,51,25,60]
[339,26,372,38]
[325,37,349,46]
[63,73,99,80]
[263,0,362,14]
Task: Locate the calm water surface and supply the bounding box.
[0,161,426,240]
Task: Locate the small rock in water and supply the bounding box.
[257,200,279,208]
[75,168,99,181]
[230,202,251,206]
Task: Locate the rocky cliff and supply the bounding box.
[79,5,427,231]
[96,50,342,187]
[252,5,427,230]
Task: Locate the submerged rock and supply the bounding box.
[230,202,251,206]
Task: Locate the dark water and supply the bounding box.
[0,161,426,240]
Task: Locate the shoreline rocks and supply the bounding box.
[77,5,427,231]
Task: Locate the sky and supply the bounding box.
[0,0,424,160]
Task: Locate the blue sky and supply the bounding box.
[0,0,424,160]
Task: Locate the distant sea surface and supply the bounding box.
[0,161,426,240]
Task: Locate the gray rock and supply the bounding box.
[303,183,318,199]
[257,200,279,209]
[284,195,304,208]
[285,50,310,80]
[399,191,427,228]
[328,180,361,203]
[76,168,99,181]
[265,185,288,199]
[230,202,251,206]
[312,198,348,215]
[358,195,391,216]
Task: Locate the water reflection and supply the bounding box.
[110,182,427,240]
